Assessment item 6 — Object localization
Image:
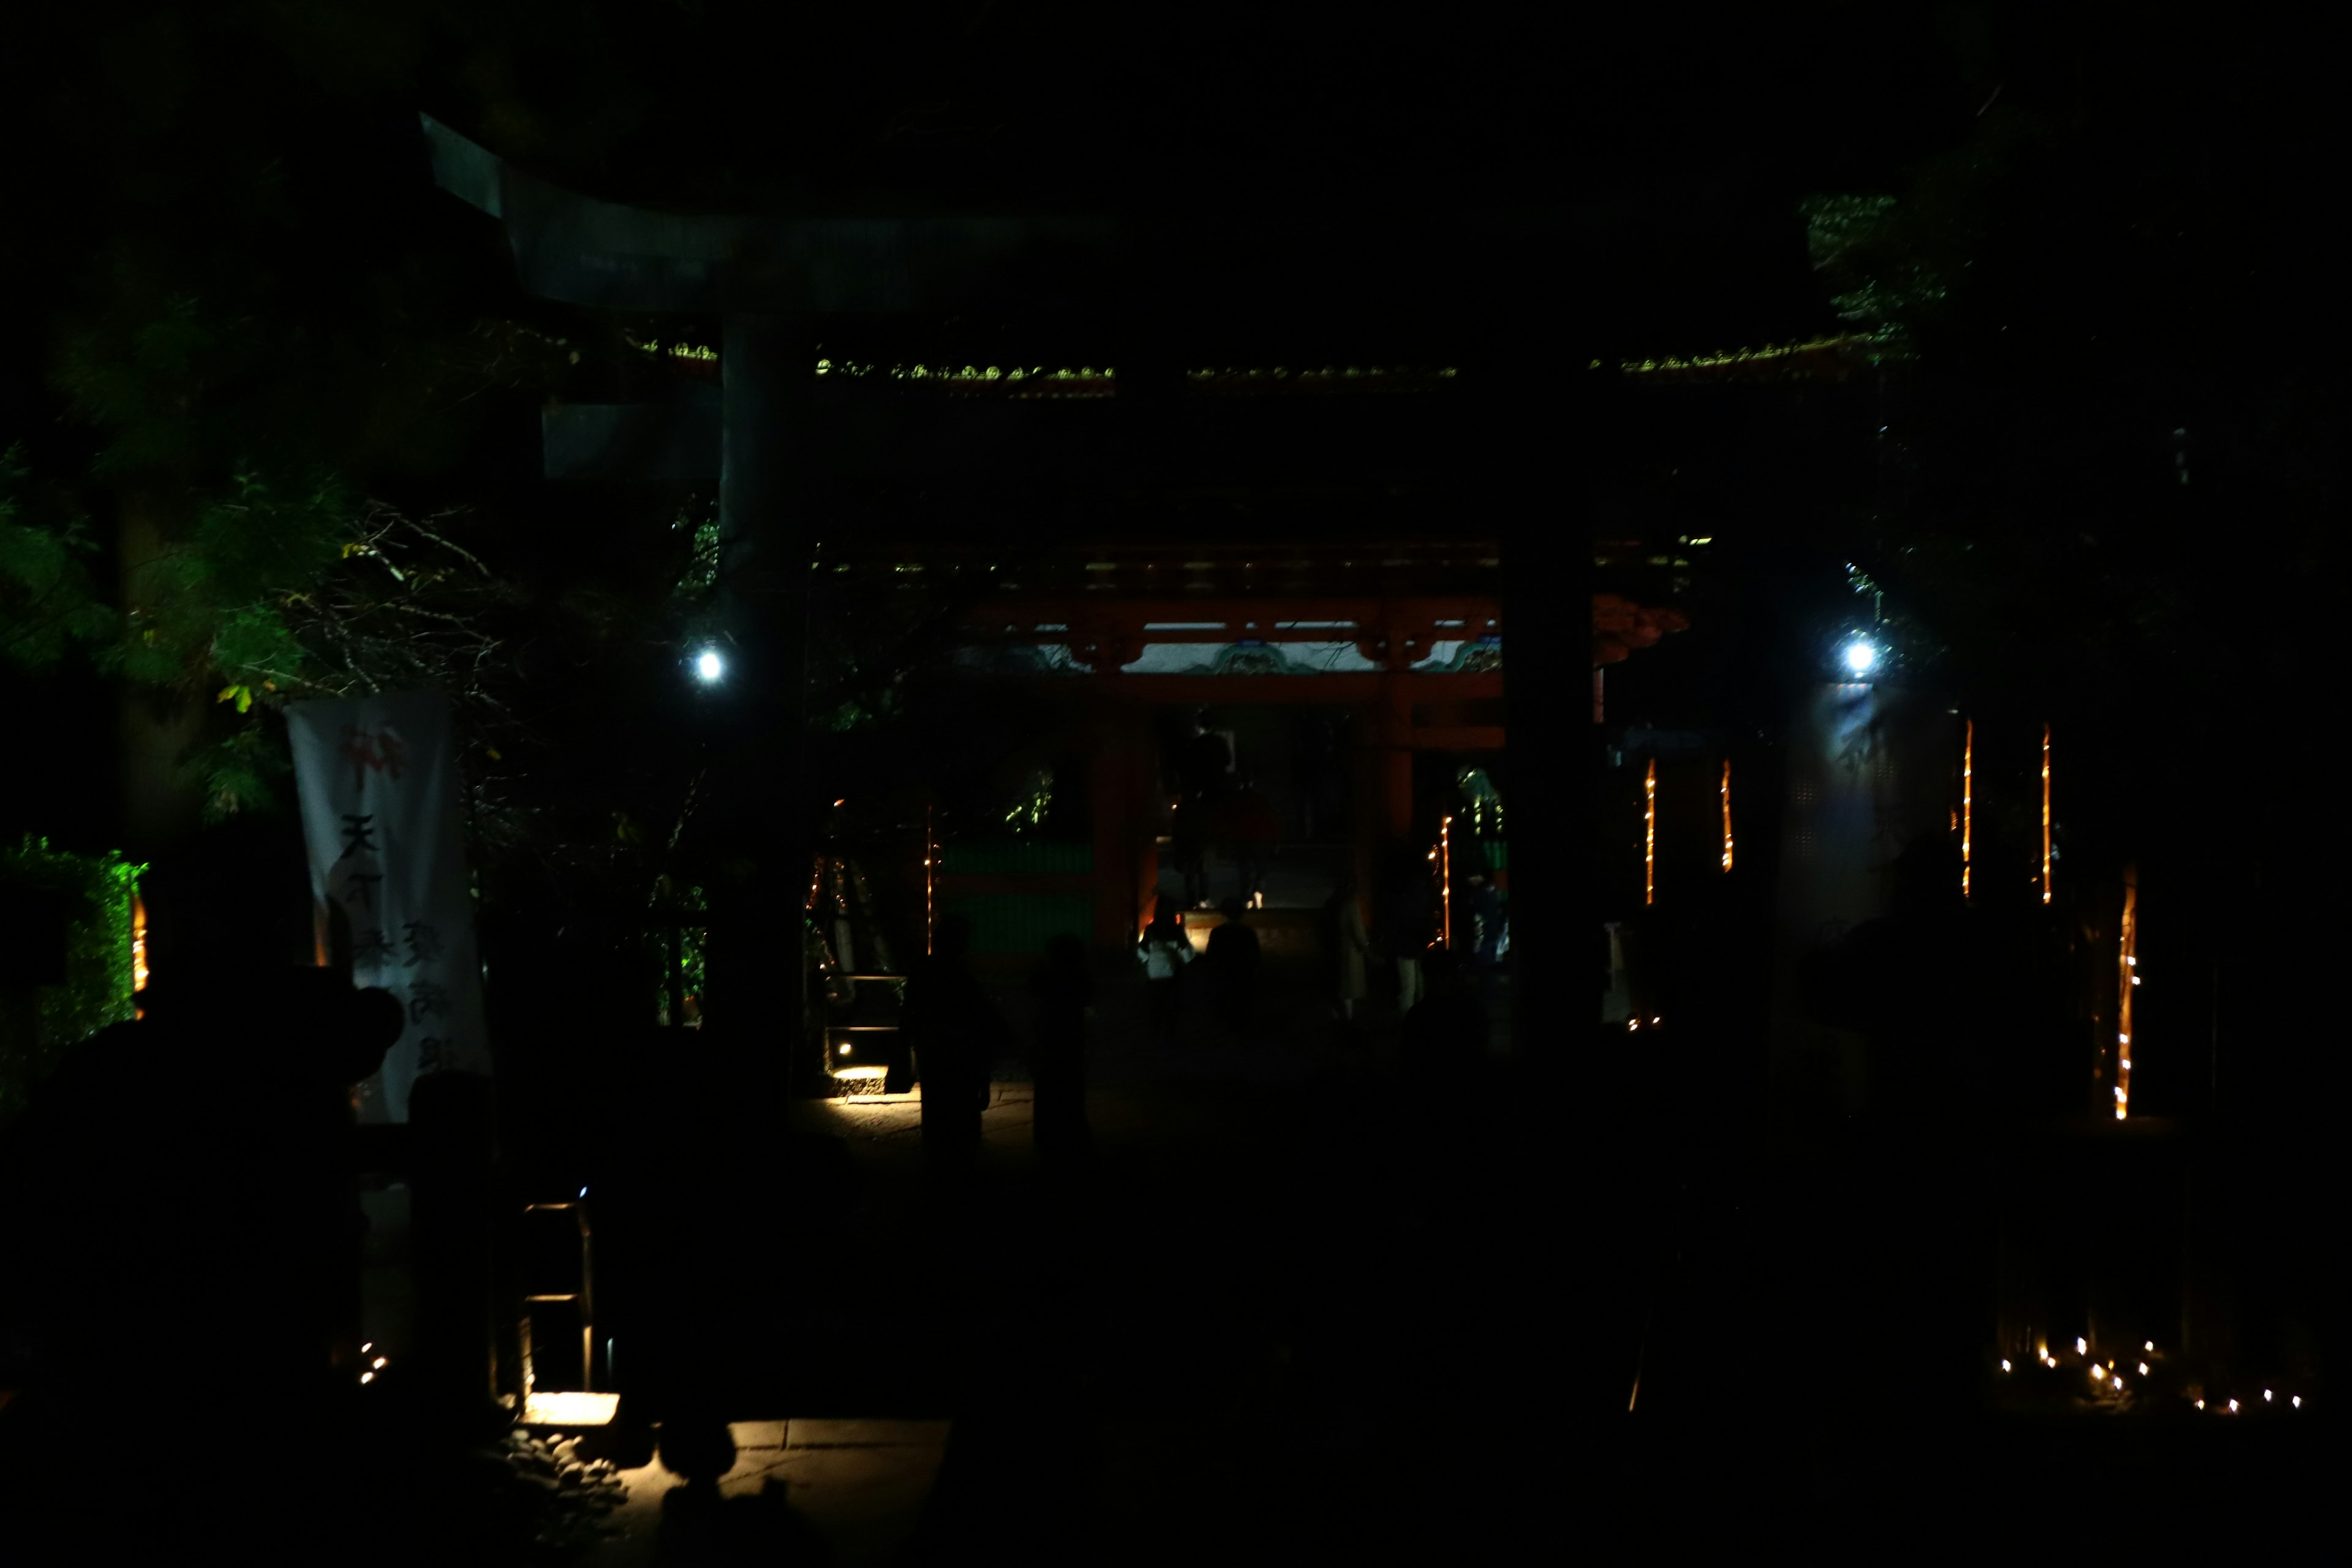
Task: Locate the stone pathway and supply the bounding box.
[576,1419,950,1566]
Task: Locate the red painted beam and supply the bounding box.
[1084,672,1504,703]
[1409,726,1507,752]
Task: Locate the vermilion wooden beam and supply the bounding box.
[1408,726,1507,752]
[1082,673,1504,703]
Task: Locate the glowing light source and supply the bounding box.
[361,1371,375,1384]
[372,1357,387,1370]
[1720,759,1734,872]
[2293,1396,2302,1408]
[1961,719,1974,899]
[2000,1360,2011,1373]
[2144,1341,2154,1351]
[1644,759,1656,908]
[131,895,149,992]
[2264,1389,2273,1402]
[1441,815,1454,949]
[522,1391,620,1427]
[2114,1377,2124,1390]
[2116,870,2138,1120]
[2040,723,2052,904]
[1843,640,1877,674]
[2076,1338,2087,1355]
[2139,1363,2150,1376]
[2228,1400,2239,1413]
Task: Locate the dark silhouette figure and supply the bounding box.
[657,1413,834,1565]
[1174,712,1232,908]
[0,965,402,1548]
[1800,831,2060,1433]
[1204,896,1262,1041]
[1465,872,1505,965]
[1375,849,1437,1014]
[1134,907,1192,1042]
[1403,946,1488,1082]
[1028,933,1096,1164]
[903,915,1006,1191]
[1320,873,1373,1022]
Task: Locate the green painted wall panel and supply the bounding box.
[940,893,1095,955]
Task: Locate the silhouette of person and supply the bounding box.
[1809,831,2016,1430]
[1204,896,1262,1041]
[1463,872,1502,959]
[0,963,402,1545]
[1376,850,1436,1014]
[1134,907,1192,1043]
[657,1412,835,1565]
[1321,873,1373,1022]
[1028,933,1095,1166]
[1404,946,1488,1079]
[903,915,1006,1191]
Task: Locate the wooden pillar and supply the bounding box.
[1090,701,1133,952]
[1352,699,1385,917]
[707,312,817,1058]
[1079,628,1144,954]
[1480,341,1607,1492]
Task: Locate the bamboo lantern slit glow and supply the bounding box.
[1720,759,1733,872]
[925,804,936,956]
[1961,718,1974,900]
[2041,723,2053,905]
[1644,759,1656,908]
[1441,815,1454,949]
[2115,872,2138,1120]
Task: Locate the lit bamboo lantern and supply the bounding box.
[1644,759,1656,907]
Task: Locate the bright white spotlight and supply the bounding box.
[1843,641,1878,675]
[695,649,725,682]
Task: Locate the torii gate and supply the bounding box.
[417,111,1596,1051]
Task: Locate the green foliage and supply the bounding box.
[0,839,142,1126]
[0,447,119,671]
[1801,108,2061,367]
[179,724,295,823]
[1001,766,1054,834]
[671,509,722,600]
[1801,192,1939,352]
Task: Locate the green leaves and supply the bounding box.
[179,723,292,824]
[0,838,145,1123]
[0,445,120,673]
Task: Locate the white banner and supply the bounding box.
[287,690,490,1123]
